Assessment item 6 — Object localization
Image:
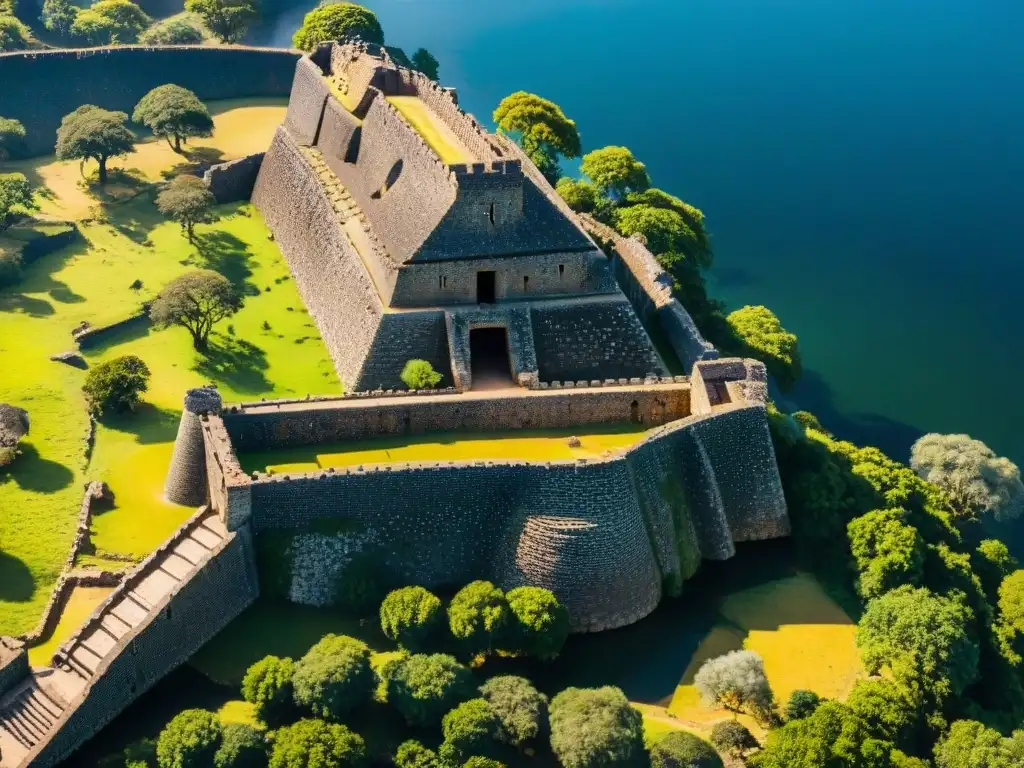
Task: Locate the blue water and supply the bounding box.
[255,0,1024,468]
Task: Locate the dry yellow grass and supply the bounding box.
[28,585,113,667]
[387,96,475,165]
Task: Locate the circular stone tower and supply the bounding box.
[164,386,222,506]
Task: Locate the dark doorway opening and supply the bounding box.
[470,327,514,390]
[477,271,496,304]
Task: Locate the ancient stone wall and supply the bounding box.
[252,127,383,391]
[316,98,359,166]
[24,525,259,768]
[530,298,668,381]
[73,311,150,350]
[580,214,719,370]
[203,153,264,204]
[0,640,26,700]
[284,56,330,146]
[446,305,538,390]
[356,311,453,391]
[0,47,298,157]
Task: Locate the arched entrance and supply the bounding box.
[469,327,514,390]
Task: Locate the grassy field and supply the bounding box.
[387,96,475,165]
[27,585,114,666]
[0,99,342,637]
[238,423,651,475]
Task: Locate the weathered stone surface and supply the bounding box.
[164,387,222,506]
[203,153,264,203]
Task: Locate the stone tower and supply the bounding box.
[164,386,222,506]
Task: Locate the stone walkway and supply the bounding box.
[0,510,227,767]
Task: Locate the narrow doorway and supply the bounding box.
[469,327,514,390]
[477,271,496,304]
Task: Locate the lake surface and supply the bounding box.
[253,0,1024,469]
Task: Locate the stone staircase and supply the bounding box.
[0,510,228,767]
[302,147,362,225]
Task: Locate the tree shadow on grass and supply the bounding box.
[0,550,34,602]
[0,238,90,317]
[159,147,226,181]
[193,334,270,395]
[102,188,164,246]
[98,403,181,446]
[190,231,256,294]
[3,443,74,493]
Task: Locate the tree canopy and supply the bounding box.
[268,719,367,768]
[448,581,509,657]
[55,105,135,185]
[83,355,151,416]
[156,708,222,768]
[41,0,79,36]
[0,173,36,232]
[0,403,29,469]
[933,719,1024,768]
[139,14,206,44]
[580,146,650,198]
[847,508,926,599]
[0,117,26,160]
[379,586,444,652]
[479,675,547,748]
[292,634,373,720]
[504,586,570,661]
[184,0,256,43]
[438,698,503,766]
[156,175,218,242]
[150,269,240,351]
[548,686,645,768]
[70,0,150,44]
[0,15,31,51]
[214,723,266,768]
[241,655,295,726]
[753,700,892,768]
[785,690,822,721]
[493,92,581,183]
[393,740,442,768]
[387,653,475,728]
[411,48,439,81]
[693,650,774,719]
[292,2,384,51]
[725,305,802,391]
[910,433,1024,521]
[649,731,723,768]
[133,85,214,153]
[709,721,758,758]
[555,177,598,213]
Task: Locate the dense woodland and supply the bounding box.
[2,3,1024,767]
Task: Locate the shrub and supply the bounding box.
[214,723,265,768]
[649,731,723,768]
[387,653,475,728]
[0,15,31,51]
[438,698,503,766]
[393,740,441,768]
[241,655,295,726]
[504,586,570,660]
[0,117,26,161]
[380,586,444,652]
[0,249,22,289]
[292,635,373,720]
[139,14,205,44]
[83,355,151,416]
[693,650,774,719]
[725,305,802,391]
[0,173,36,232]
[269,719,366,768]
[71,0,150,44]
[156,709,222,768]
[479,675,547,747]
[448,581,509,657]
[400,359,442,390]
[708,721,758,758]
[548,686,645,768]
[292,2,384,51]
[785,689,821,721]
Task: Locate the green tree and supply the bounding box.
[439,698,503,766]
[580,146,650,198]
[504,586,569,660]
[448,581,509,657]
[613,204,700,257]
[41,0,78,35]
[393,740,442,768]
[649,731,723,768]
[156,175,218,242]
[0,173,36,232]
[548,686,645,768]
[709,721,758,759]
[369,650,407,703]
[479,675,547,748]
[555,177,598,213]
[973,540,1018,601]
[400,359,442,390]
[493,92,581,183]
[847,508,926,599]
[292,2,383,52]
[139,14,206,44]
[911,434,1024,522]
[785,690,822,721]
[83,355,151,415]
[623,188,712,268]
[71,0,150,44]
[0,403,29,469]
[134,85,214,153]
[387,653,475,728]
[184,0,256,43]
[292,634,373,721]
[0,251,21,292]
[933,719,1022,768]
[725,305,802,391]
[156,709,222,768]
[55,105,135,185]
[269,719,366,768]
[410,47,439,81]
[241,655,295,726]
[845,677,920,750]
[0,15,31,51]
[999,570,1024,631]
[150,269,240,350]
[214,723,266,768]
[753,701,896,768]
[693,650,775,720]
[462,760,504,768]
[379,586,444,652]
[0,117,26,160]
[856,585,979,704]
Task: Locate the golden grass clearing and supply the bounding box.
[217,700,261,728]
[27,585,113,667]
[387,96,475,165]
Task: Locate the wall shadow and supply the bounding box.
[98,403,181,446]
[4,443,74,493]
[0,550,34,602]
[193,334,270,394]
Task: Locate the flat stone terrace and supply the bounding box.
[0,510,227,767]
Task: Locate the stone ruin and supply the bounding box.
[0,42,791,767]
